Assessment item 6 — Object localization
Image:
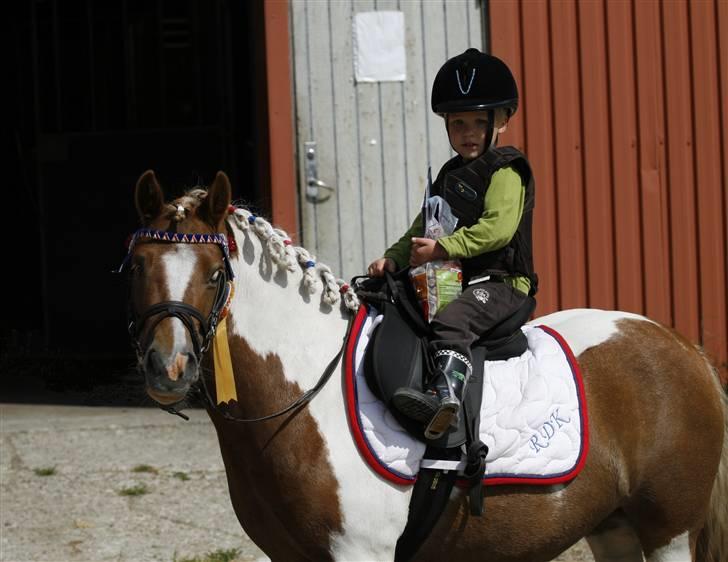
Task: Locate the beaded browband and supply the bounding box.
[118,228,235,280]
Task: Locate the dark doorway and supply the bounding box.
[6,0,268,400]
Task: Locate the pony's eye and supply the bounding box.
[129,263,142,275]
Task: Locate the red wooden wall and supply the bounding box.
[490,0,727,378]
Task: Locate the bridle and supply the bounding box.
[118,225,352,423]
[119,228,235,360]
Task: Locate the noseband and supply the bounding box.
[118,228,235,361]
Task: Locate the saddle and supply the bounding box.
[357,270,535,448]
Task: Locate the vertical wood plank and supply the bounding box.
[689,0,728,369]
[578,0,615,310]
[329,0,365,278]
[489,0,525,152]
[550,0,587,310]
[521,0,559,314]
[605,0,643,314]
[468,0,484,51]
[422,0,452,170]
[264,0,298,239]
[375,0,409,252]
[662,0,700,342]
[290,0,315,247]
[634,0,671,325]
[353,0,387,263]
[304,1,341,272]
[445,0,470,59]
[400,0,429,222]
[718,0,728,380]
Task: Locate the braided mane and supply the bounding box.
[227,206,360,313]
[170,188,359,313]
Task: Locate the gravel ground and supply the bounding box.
[1,403,593,562]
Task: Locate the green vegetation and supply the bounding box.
[173,547,241,562]
[172,471,190,481]
[132,464,158,474]
[33,466,56,476]
[118,483,149,496]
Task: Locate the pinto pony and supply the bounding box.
[124,170,728,562]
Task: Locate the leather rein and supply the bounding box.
[118,226,352,423]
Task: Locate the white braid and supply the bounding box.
[295,246,322,295]
[317,262,340,307]
[227,208,359,312]
[273,228,299,271]
[232,208,251,231]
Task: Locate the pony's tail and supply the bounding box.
[694,367,728,562]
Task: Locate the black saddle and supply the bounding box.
[356,270,536,448]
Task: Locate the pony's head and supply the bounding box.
[125,170,233,406]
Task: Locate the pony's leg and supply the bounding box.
[643,532,691,562]
[586,511,644,562]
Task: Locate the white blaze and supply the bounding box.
[161,245,198,352]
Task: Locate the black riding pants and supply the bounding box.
[428,280,528,365]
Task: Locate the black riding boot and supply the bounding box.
[392,351,472,440]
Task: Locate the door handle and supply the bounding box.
[304,141,335,203]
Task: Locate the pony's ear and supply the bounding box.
[135,170,164,225]
[200,171,232,229]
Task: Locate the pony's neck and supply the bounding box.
[230,218,350,372]
[203,213,352,558]
[218,210,352,417]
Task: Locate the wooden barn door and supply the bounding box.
[290,0,486,281]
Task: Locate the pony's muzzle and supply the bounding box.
[143,347,198,404]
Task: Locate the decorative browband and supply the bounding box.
[118,228,235,279]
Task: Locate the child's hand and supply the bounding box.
[409,238,448,266]
[367,257,396,277]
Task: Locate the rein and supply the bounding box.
[119,225,355,424]
[198,314,354,424]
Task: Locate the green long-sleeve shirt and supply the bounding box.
[384,166,530,295]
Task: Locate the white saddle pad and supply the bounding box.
[344,306,588,486]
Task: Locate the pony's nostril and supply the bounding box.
[144,349,164,375]
[166,352,189,381]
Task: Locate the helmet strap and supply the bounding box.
[485,109,496,150]
[445,109,498,156]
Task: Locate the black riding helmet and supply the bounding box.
[431,48,518,116]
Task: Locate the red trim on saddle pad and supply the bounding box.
[344,306,416,486]
[344,307,590,487]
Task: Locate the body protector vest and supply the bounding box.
[431,146,538,294]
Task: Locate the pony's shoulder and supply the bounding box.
[529,308,653,357]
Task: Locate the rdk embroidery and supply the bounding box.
[528,408,572,453]
[473,288,489,304]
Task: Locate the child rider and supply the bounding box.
[367,48,538,440]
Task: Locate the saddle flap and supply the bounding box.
[363,302,484,448]
[365,300,426,405]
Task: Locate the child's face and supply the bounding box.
[447,111,507,161]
